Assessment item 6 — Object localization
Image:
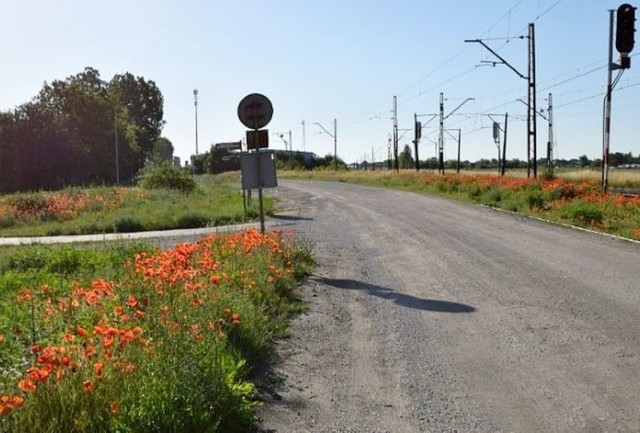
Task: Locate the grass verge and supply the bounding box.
[0,229,314,432]
[0,175,273,237]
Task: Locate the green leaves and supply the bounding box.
[0,68,167,193]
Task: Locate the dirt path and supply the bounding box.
[256,180,640,432]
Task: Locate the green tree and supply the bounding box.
[109,73,165,166]
[151,137,175,162]
[398,145,414,169]
[579,155,591,168]
[36,67,124,184]
[0,67,166,192]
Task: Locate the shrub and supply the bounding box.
[560,200,604,225]
[138,162,197,193]
[480,187,502,206]
[176,211,211,229]
[526,190,545,211]
[113,217,144,233]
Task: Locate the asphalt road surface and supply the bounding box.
[257,180,640,433]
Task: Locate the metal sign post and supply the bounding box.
[237,93,274,233]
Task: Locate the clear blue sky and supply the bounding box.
[1,0,638,165]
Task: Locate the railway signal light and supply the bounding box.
[616,3,636,55]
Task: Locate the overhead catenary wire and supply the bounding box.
[330,0,638,165]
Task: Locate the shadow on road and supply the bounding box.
[313,277,476,313]
[269,214,314,222]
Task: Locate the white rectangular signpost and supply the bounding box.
[240,151,278,189]
[237,93,275,233]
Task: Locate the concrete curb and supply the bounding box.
[0,222,261,246]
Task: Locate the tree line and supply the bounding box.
[0,67,172,193]
[356,144,640,171]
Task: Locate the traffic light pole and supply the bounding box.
[603,4,636,191]
[603,10,614,192]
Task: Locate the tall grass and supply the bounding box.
[558,168,640,188]
[0,176,272,237]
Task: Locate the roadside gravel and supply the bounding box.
[255,180,640,433]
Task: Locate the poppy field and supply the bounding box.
[0,229,313,432]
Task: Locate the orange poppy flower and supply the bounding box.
[0,404,10,416]
[83,380,94,393]
[127,295,138,308]
[18,379,36,393]
[110,401,120,414]
[94,362,104,379]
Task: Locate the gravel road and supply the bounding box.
[256,179,640,433]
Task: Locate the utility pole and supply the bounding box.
[114,109,120,185]
[438,93,474,175]
[387,136,392,170]
[465,24,537,178]
[547,93,554,175]
[502,113,508,176]
[301,120,306,152]
[457,129,461,174]
[438,93,445,175]
[333,118,337,171]
[289,130,293,170]
[313,120,338,170]
[393,96,399,173]
[413,113,421,172]
[193,89,199,155]
[528,23,538,178]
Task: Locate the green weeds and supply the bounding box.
[0,230,314,432]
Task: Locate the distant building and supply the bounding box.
[214,141,242,152]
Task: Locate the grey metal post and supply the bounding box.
[603,10,614,192]
[194,89,199,155]
[414,113,420,172]
[438,93,444,175]
[457,129,461,174]
[114,109,120,185]
[393,97,399,173]
[333,119,337,171]
[502,113,508,177]
[547,93,554,175]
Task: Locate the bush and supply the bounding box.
[526,190,545,211]
[560,200,604,225]
[138,162,197,193]
[113,216,144,233]
[176,211,211,229]
[480,187,503,206]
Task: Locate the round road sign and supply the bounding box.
[237,93,273,130]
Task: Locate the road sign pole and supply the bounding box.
[237,93,273,233]
[254,129,265,233]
